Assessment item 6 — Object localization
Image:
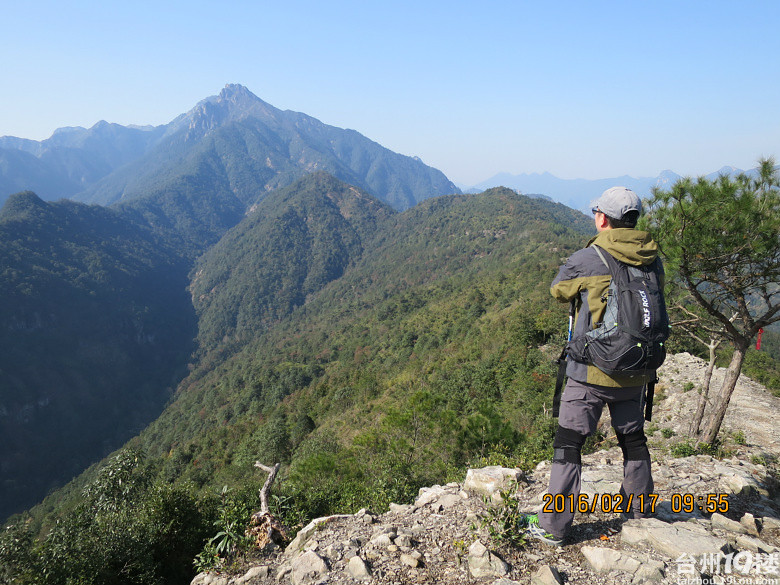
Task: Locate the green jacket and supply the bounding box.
[550,228,664,387]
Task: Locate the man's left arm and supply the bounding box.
[550,251,588,303]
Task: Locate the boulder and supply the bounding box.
[621,518,728,559]
[464,467,523,498]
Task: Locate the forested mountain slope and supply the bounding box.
[0,191,196,519]
[10,177,780,585]
[191,172,396,354]
[115,186,595,518]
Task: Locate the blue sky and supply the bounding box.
[2,1,778,185]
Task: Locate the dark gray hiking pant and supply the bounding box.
[539,378,653,539]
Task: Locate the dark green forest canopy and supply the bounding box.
[0,191,196,520]
[191,172,396,354]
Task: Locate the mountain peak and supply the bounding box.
[219,83,256,101]
[170,84,278,141]
[211,83,273,115]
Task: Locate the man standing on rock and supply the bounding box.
[524,187,664,546]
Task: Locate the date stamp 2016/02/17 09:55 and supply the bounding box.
[540,492,731,515]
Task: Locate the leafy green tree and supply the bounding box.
[643,158,780,444]
[4,449,212,585]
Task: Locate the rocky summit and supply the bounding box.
[192,353,780,585]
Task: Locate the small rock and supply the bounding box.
[370,533,394,547]
[389,503,414,515]
[762,517,780,534]
[235,566,269,584]
[468,539,509,579]
[581,546,641,574]
[635,559,665,582]
[290,550,329,585]
[394,534,414,547]
[346,556,371,581]
[734,534,779,554]
[740,512,760,536]
[190,574,229,585]
[401,553,421,567]
[531,565,563,585]
[711,512,749,534]
[415,485,448,507]
[276,566,291,581]
[438,493,462,509]
[718,472,761,496]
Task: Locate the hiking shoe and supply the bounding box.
[522,514,563,546]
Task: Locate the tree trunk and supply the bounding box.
[690,341,718,436]
[700,344,747,445]
[254,462,280,515]
[247,462,286,549]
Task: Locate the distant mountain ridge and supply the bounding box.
[467,166,749,211]
[0,122,166,201]
[0,84,460,213]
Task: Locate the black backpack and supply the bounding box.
[566,245,669,375]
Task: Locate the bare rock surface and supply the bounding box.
[192,354,780,584]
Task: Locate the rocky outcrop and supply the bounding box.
[192,354,780,584]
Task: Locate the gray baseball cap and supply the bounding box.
[591,186,642,219]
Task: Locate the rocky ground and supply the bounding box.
[192,353,780,585]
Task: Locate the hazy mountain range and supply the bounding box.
[2,84,756,217]
[462,166,747,212]
[0,84,459,213]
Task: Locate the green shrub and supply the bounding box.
[670,441,697,458]
[194,485,255,573]
[4,450,212,585]
[477,482,526,548]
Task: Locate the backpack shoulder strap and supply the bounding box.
[592,244,611,272]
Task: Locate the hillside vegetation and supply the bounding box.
[0,192,196,520]
[138,183,595,503]
[4,173,779,585]
[1,178,603,583]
